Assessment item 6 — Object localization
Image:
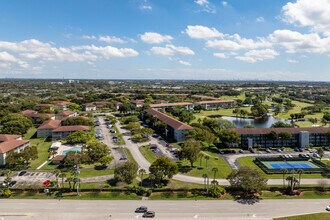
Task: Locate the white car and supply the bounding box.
[326,205,330,211]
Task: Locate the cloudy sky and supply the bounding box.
[0,0,330,81]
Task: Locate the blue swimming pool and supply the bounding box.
[62,147,82,155]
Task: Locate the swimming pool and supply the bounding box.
[62,147,82,155]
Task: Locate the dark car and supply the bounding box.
[135,206,148,213]
[143,211,155,218]
[18,170,27,176]
[8,181,17,187]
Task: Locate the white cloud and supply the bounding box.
[139,0,152,11]
[194,0,216,13]
[222,1,228,7]
[235,49,279,63]
[213,53,228,59]
[206,34,271,50]
[282,0,330,36]
[99,35,126,44]
[150,44,195,56]
[140,32,173,44]
[269,29,330,53]
[72,45,139,58]
[81,35,97,40]
[0,51,17,62]
[185,25,223,39]
[256,16,265,23]
[287,59,299,63]
[178,60,191,66]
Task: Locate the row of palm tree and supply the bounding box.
[280,168,304,193]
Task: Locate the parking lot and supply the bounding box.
[0,171,55,188]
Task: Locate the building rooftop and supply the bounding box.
[57,111,76,116]
[149,102,193,108]
[0,139,29,153]
[0,134,21,142]
[38,120,62,130]
[145,108,193,130]
[195,99,236,104]
[52,126,90,133]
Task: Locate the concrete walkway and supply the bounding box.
[115,120,330,186]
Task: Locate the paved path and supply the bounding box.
[0,199,329,220]
[115,120,330,186]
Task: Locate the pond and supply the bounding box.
[222,115,291,128]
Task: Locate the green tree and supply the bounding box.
[227,166,268,197]
[149,157,178,182]
[138,169,146,187]
[251,103,268,117]
[271,122,293,128]
[278,132,292,147]
[21,146,38,165]
[66,130,91,144]
[85,141,109,163]
[98,155,113,168]
[267,131,279,147]
[181,139,201,167]
[0,113,33,135]
[317,148,324,160]
[114,161,138,184]
[280,168,288,189]
[218,130,241,147]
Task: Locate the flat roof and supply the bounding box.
[231,127,330,135]
[195,99,236,104]
[149,102,193,108]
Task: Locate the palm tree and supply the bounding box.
[202,173,208,193]
[286,176,298,192]
[52,169,61,189]
[280,168,288,189]
[204,155,210,169]
[211,180,219,188]
[297,169,303,188]
[212,167,218,181]
[138,169,146,187]
[149,174,155,189]
[198,153,203,167]
[59,172,66,193]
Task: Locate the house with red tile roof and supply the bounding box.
[145,108,193,142]
[37,120,62,138]
[55,111,78,120]
[52,125,90,140]
[0,134,29,165]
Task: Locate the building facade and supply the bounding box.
[231,127,330,148]
[0,134,29,165]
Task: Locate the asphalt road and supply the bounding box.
[0,199,329,220]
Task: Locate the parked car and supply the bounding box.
[239,149,244,153]
[294,148,299,152]
[143,211,155,218]
[219,150,225,154]
[8,181,17,187]
[18,170,27,176]
[120,157,127,161]
[249,149,256,153]
[277,149,282,153]
[313,153,320,158]
[135,206,148,213]
[266,149,271,153]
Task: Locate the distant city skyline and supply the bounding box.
[0,0,330,81]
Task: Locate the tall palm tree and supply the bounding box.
[204,155,210,169]
[297,169,303,188]
[138,169,146,187]
[52,169,61,189]
[212,167,218,181]
[202,174,208,193]
[59,172,66,193]
[211,180,219,188]
[280,168,288,189]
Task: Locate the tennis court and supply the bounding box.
[262,161,320,170]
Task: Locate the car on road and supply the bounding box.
[142,211,155,218]
[135,206,148,213]
[326,205,330,211]
[119,157,127,160]
[239,149,244,153]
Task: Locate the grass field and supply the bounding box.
[178,155,232,179]
[139,145,158,163]
[78,169,114,178]
[237,157,325,179]
[273,213,330,220]
[24,128,52,169]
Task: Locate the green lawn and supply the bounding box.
[139,145,158,163]
[112,124,125,145]
[237,157,325,179]
[178,155,232,179]
[78,169,114,178]
[273,213,330,220]
[123,148,137,165]
[10,191,141,200]
[165,179,204,189]
[23,128,52,169]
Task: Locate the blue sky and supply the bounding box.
[0,0,329,81]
